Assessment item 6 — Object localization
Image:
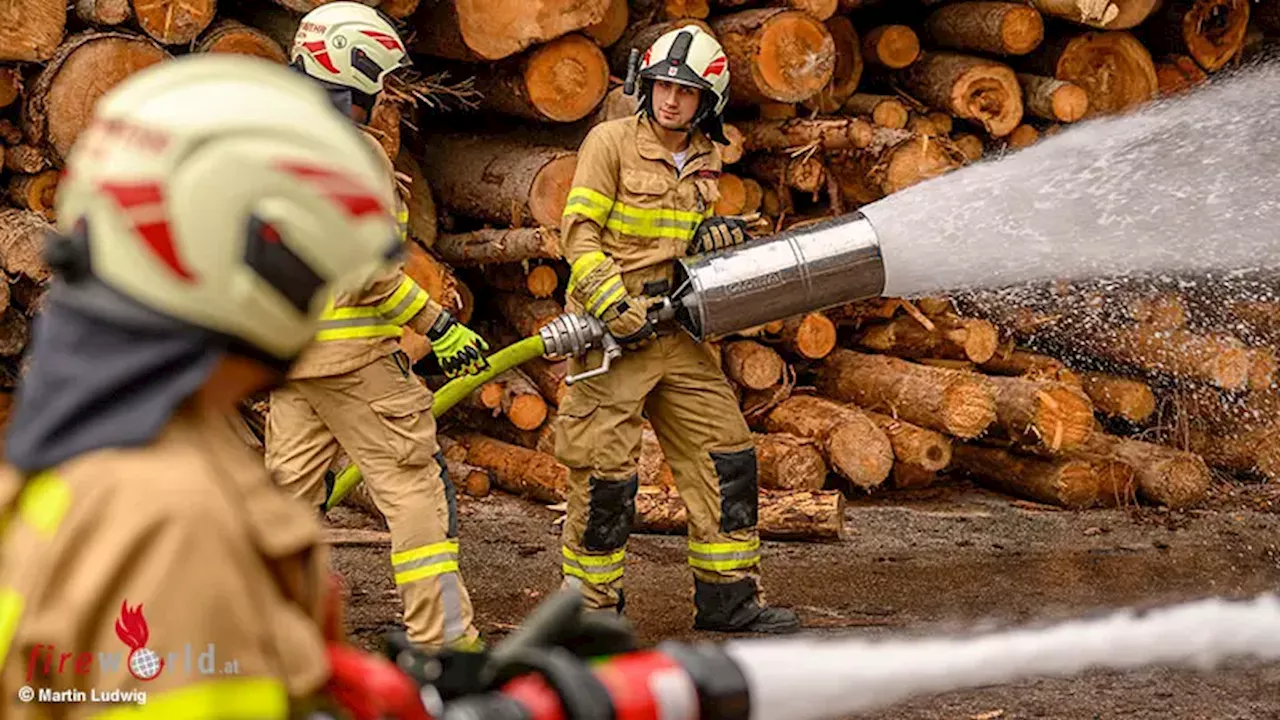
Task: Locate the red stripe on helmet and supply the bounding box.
[703,55,727,78]
[99,181,196,282]
[276,162,387,219]
[301,40,339,74]
[360,30,403,52]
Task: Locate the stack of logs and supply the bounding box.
[3,0,1280,535]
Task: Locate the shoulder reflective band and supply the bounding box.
[314,277,428,341]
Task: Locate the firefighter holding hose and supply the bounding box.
[273,2,488,652]
[0,55,431,718]
[556,25,800,633]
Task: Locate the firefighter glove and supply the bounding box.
[600,296,655,350]
[690,216,750,255]
[427,310,490,378]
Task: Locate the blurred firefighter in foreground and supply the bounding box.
[273,2,487,651]
[556,25,800,633]
[0,55,431,718]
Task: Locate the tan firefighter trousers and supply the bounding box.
[554,330,762,611]
[265,351,479,649]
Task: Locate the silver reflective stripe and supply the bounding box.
[381,286,426,324]
[561,555,625,578]
[394,549,458,575]
[440,573,466,644]
[688,548,760,564]
[588,278,626,317]
[317,315,392,330]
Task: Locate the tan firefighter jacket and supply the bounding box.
[0,401,332,719]
[287,130,444,380]
[561,115,721,308]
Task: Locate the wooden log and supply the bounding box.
[925,1,1045,56]
[75,0,130,26]
[194,19,285,63]
[754,432,828,491]
[1080,434,1209,508]
[132,0,216,45]
[231,2,299,50]
[764,394,893,489]
[861,25,919,69]
[1142,0,1250,72]
[4,145,50,174]
[460,433,566,504]
[420,134,577,228]
[436,229,560,269]
[634,0,711,20]
[988,375,1094,452]
[741,177,764,214]
[952,133,985,162]
[979,348,1080,384]
[0,309,30,357]
[857,314,998,364]
[843,94,908,129]
[711,9,836,105]
[403,243,473,323]
[0,209,53,282]
[715,0,838,20]
[524,357,568,407]
[802,16,862,113]
[1029,0,1159,28]
[1155,54,1209,96]
[723,340,785,390]
[865,411,952,472]
[0,0,65,62]
[777,312,837,360]
[473,34,609,123]
[1023,31,1158,118]
[715,173,747,215]
[1080,373,1155,423]
[1016,74,1088,122]
[757,102,797,120]
[496,293,564,336]
[484,263,560,299]
[608,19,714,78]
[745,153,826,194]
[24,32,169,164]
[899,51,1023,137]
[1109,326,1254,390]
[585,0,629,47]
[952,444,1098,509]
[827,130,962,205]
[365,100,401,163]
[635,486,845,541]
[817,350,997,439]
[393,152,438,248]
[1188,425,1280,480]
[739,117,874,152]
[498,368,549,431]
[1004,124,1040,149]
[891,462,939,489]
[0,119,21,145]
[0,68,19,109]
[413,0,611,61]
[7,171,59,221]
[721,123,746,165]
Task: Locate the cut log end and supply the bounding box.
[783,312,838,359]
[1017,73,1089,122]
[926,2,1045,56]
[133,0,216,45]
[802,15,862,113]
[584,0,629,47]
[724,340,785,390]
[7,171,60,219]
[1155,54,1208,96]
[907,53,1024,137]
[755,432,828,491]
[1006,124,1040,149]
[195,19,287,63]
[716,173,748,215]
[76,0,131,26]
[1080,373,1155,423]
[722,123,745,164]
[941,381,1000,439]
[717,9,837,104]
[953,133,985,162]
[529,154,580,228]
[863,25,920,69]
[0,0,64,62]
[1047,31,1158,118]
[1177,0,1250,72]
[525,34,610,122]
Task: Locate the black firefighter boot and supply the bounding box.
[692,578,801,634]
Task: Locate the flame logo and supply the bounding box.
[114,601,149,650]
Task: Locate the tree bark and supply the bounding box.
[0,309,30,357]
[132,0,216,45]
[496,293,564,336]
[392,152,438,248]
[585,0,629,47]
[232,2,299,50]
[435,227,560,266]
[865,411,953,472]
[764,394,894,489]
[633,0,711,20]
[484,263,560,299]
[413,0,611,61]
[987,375,1095,452]
[1188,425,1280,481]
[24,31,170,164]
[365,100,401,163]
[420,134,577,228]
[1155,54,1208,96]
[1141,0,1249,72]
[979,348,1081,384]
[817,350,998,439]
[4,146,51,174]
[1079,372,1155,423]
[1016,73,1089,122]
[802,16,862,113]
[710,9,837,105]
[1022,31,1158,119]
[858,314,998,364]
[952,444,1099,509]
[194,18,286,62]
[0,208,52,282]
[755,432,828,490]
[745,153,827,194]
[635,486,846,541]
[76,0,130,26]
[723,340,785,390]
[842,94,908,129]
[1081,434,1209,508]
[523,357,568,406]
[497,368,549,430]
[899,51,1023,137]
[925,2,1045,56]
[739,117,874,152]
[473,34,610,123]
[7,171,59,221]
[404,243,473,323]
[827,130,962,204]
[0,0,65,62]
[861,25,920,69]
[460,433,567,504]
[1029,0,1160,29]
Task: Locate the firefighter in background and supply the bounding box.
[556,26,801,633]
[273,1,488,651]
[0,55,428,718]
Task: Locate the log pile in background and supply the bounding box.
[2,0,1279,538]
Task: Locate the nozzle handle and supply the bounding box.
[564,333,621,386]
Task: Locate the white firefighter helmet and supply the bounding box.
[291,1,410,97]
[54,54,401,364]
[638,24,730,118]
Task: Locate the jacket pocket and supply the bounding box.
[553,391,601,469]
[369,386,436,467]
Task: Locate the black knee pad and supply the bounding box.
[711,447,758,534]
[436,451,459,538]
[583,474,639,552]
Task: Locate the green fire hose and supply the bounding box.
[323,334,548,511]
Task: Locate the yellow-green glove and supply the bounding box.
[426,311,490,378]
[569,251,655,350]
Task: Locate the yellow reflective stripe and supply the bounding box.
[604,202,704,240]
[568,251,608,296]
[315,325,403,341]
[563,187,614,224]
[92,677,289,719]
[688,537,761,572]
[0,590,24,664]
[375,277,416,316]
[561,547,625,585]
[688,538,760,555]
[379,279,429,326]
[587,278,626,317]
[392,540,460,585]
[18,471,70,538]
[319,306,382,320]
